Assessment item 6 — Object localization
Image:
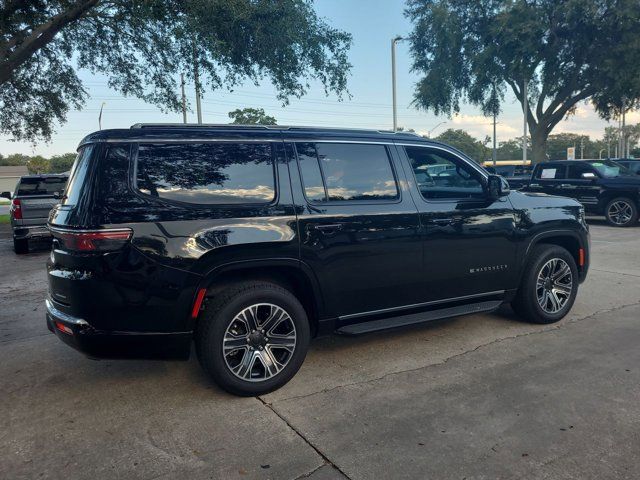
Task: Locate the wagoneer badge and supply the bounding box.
[470,264,508,274]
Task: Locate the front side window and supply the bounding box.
[295,143,399,202]
[405,146,484,200]
[567,163,598,179]
[136,143,276,205]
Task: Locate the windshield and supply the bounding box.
[586,160,633,178]
[16,177,67,196]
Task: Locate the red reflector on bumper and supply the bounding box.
[191,288,207,319]
[578,248,585,267]
[55,321,73,335]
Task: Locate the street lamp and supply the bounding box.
[427,121,446,138]
[391,36,404,132]
[98,102,106,130]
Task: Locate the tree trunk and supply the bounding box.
[530,125,548,164]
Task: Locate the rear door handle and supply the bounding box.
[429,218,454,226]
[312,224,344,233]
[559,184,573,188]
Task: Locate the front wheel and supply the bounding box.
[195,281,310,396]
[604,197,638,227]
[512,245,579,324]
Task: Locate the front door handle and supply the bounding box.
[312,224,344,233]
[559,184,573,188]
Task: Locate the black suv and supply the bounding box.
[46,125,590,395]
[522,159,640,227]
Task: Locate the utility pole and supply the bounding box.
[522,79,528,165]
[180,74,187,124]
[193,46,203,124]
[580,137,584,159]
[622,106,627,159]
[391,36,403,132]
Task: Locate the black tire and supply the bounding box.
[195,281,310,396]
[604,197,638,227]
[13,238,28,254]
[512,245,579,324]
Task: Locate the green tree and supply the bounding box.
[406,0,640,163]
[0,153,30,166]
[49,153,76,173]
[0,0,351,142]
[26,156,50,174]
[228,108,277,125]
[496,139,529,161]
[434,128,488,163]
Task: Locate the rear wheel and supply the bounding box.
[13,238,28,254]
[195,281,310,396]
[604,197,638,227]
[512,245,578,324]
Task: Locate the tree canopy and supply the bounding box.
[406,0,640,163]
[434,128,490,163]
[228,107,277,125]
[0,0,352,142]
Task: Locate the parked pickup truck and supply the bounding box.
[520,160,640,227]
[3,174,68,253]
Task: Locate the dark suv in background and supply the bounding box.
[4,174,68,253]
[46,124,590,395]
[522,159,640,226]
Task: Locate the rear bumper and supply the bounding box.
[13,224,51,240]
[45,297,192,360]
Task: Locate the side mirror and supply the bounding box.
[486,174,510,200]
[0,191,10,200]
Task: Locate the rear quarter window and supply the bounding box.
[135,143,276,205]
[61,146,94,206]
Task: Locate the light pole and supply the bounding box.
[599,148,605,159]
[98,102,106,130]
[522,78,528,165]
[427,121,446,138]
[391,36,403,132]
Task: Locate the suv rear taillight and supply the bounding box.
[10,198,22,219]
[50,227,133,252]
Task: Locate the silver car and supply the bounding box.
[2,174,68,254]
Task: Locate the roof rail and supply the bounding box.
[130,123,422,137]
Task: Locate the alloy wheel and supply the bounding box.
[607,200,633,225]
[223,303,297,382]
[536,258,573,314]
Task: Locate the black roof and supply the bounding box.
[78,123,433,148]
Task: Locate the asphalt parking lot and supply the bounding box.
[1,220,639,480]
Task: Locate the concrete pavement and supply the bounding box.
[1,222,639,479]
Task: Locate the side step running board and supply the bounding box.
[335,300,502,336]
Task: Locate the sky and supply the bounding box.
[1,0,632,157]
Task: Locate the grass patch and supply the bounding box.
[0,214,9,224]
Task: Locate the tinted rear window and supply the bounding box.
[534,165,566,179]
[16,177,67,196]
[295,143,398,202]
[136,143,276,204]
